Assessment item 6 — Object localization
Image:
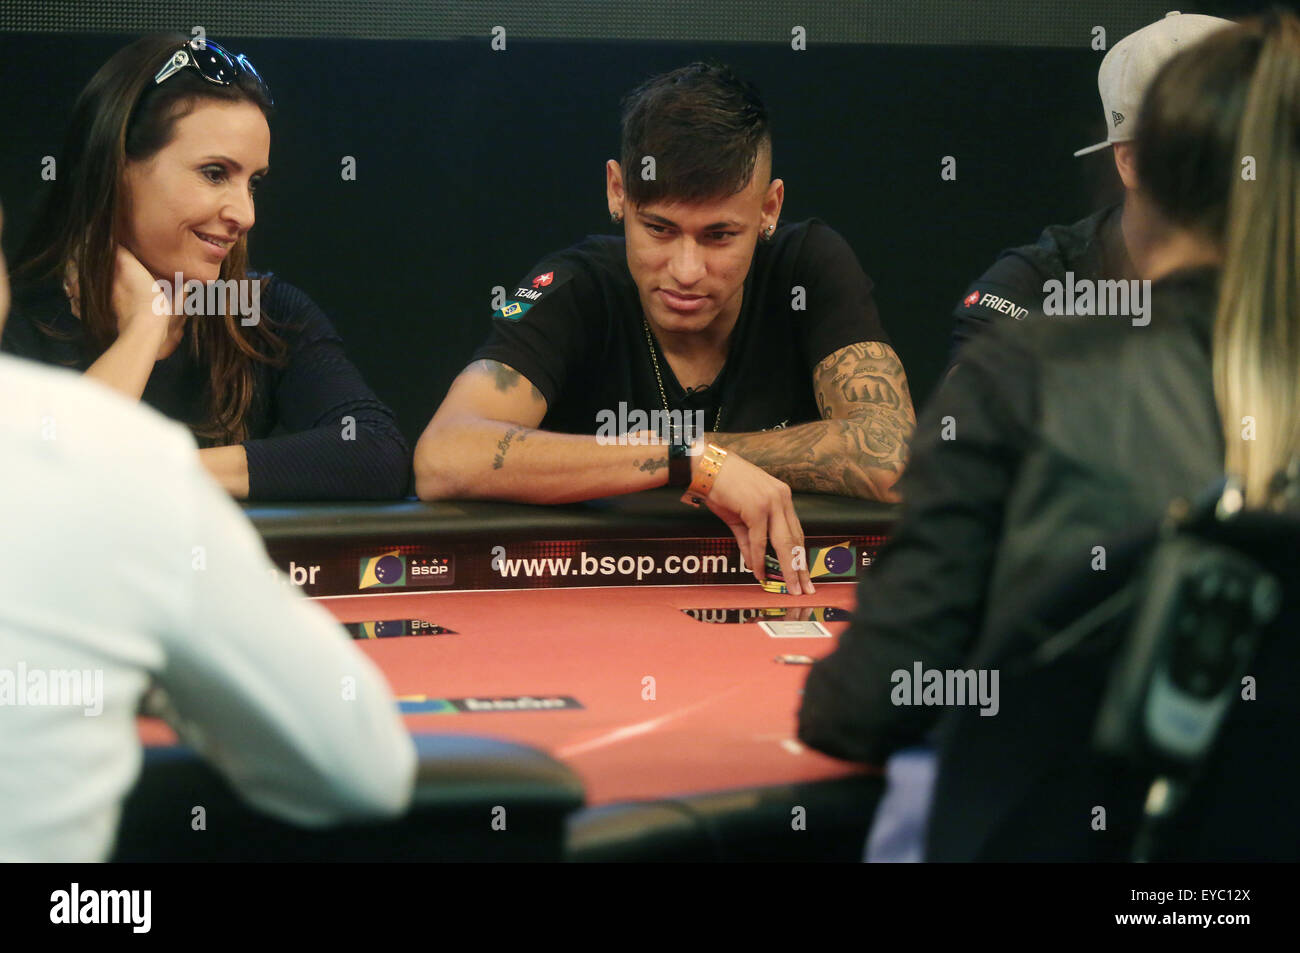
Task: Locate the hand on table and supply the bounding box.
[702,449,815,596]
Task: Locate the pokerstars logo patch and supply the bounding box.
[969,291,1029,320]
[532,271,554,288]
[359,551,406,589]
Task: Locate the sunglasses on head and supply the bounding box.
[153,39,273,105]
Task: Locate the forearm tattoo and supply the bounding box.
[492,425,528,470]
[719,343,916,499]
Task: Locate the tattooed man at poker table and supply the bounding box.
[416,63,915,595]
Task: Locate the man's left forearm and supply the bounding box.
[711,414,912,501]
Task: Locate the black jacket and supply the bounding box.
[948,203,1135,364]
[798,266,1225,766]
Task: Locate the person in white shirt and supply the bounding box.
[0,203,417,861]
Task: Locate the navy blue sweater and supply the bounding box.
[1,275,410,501]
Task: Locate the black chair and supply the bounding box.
[111,733,585,861]
[924,501,1300,862]
[565,774,883,862]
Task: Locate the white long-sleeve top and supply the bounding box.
[0,353,416,861]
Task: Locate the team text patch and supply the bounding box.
[493,263,572,320]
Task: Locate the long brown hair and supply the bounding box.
[15,32,286,445]
[1137,11,1300,506]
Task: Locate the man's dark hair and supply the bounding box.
[619,62,771,206]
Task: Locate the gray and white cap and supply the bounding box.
[1074,11,1234,156]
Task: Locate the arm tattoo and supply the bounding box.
[471,359,521,393]
[636,455,668,474]
[492,425,528,470]
[715,343,916,500]
[469,359,545,405]
[815,341,912,415]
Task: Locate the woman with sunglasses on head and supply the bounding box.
[1,33,410,500]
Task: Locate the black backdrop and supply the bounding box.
[0,1,1281,446]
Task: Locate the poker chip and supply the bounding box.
[775,655,815,665]
[760,579,789,594]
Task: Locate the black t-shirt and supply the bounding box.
[948,203,1135,363]
[470,219,889,435]
[0,274,410,501]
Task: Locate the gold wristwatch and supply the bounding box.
[681,443,728,507]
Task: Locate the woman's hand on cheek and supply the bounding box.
[111,245,172,340]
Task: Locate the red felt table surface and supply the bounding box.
[141,583,875,805]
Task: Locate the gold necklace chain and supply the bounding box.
[642,319,723,433]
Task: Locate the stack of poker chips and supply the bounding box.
[762,554,790,594]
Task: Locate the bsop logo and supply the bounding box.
[409,556,455,586]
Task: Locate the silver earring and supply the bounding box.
[611,211,623,224]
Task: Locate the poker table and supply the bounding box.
[117,489,899,862]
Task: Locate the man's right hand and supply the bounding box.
[702,449,815,596]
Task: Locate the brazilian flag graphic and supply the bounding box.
[808,542,856,580]
[359,551,406,589]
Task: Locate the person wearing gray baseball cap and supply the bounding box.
[802,9,1300,862]
[947,11,1232,364]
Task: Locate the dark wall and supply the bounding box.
[1,32,1133,444]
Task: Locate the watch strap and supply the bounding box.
[681,443,727,507]
[668,441,692,486]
